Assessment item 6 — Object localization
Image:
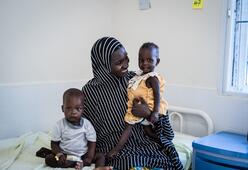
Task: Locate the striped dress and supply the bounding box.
[82,37,182,170]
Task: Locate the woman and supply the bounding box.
[82,37,181,169]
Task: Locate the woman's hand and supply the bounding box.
[107,148,119,160]
[131,97,151,119]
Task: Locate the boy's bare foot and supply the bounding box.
[94,166,113,170]
[75,161,83,170]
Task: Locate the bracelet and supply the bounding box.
[55,153,63,161]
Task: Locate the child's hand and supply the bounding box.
[132,97,151,119]
[149,112,159,123]
[83,157,92,166]
[75,161,83,170]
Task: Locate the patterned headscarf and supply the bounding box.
[89,37,125,85]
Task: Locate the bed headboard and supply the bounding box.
[168,105,214,137]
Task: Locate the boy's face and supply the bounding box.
[139,48,160,74]
[62,96,84,124]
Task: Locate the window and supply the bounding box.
[223,0,248,96]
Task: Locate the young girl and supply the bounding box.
[107,42,183,169]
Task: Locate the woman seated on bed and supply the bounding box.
[82,37,181,169]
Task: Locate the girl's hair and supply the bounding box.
[139,42,159,57]
[63,88,84,104]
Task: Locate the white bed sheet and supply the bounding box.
[0,131,196,170]
[173,132,198,170]
[0,132,95,170]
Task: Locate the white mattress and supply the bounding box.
[0,131,197,170]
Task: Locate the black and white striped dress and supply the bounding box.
[82,37,181,170]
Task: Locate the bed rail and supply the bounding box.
[168,105,214,135]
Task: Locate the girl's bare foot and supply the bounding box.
[75,161,83,170]
[94,166,113,170]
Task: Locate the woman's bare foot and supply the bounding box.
[75,161,83,170]
[94,166,113,170]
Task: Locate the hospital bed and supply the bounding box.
[0,105,214,170]
[168,105,214,170]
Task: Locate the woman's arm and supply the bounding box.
[107,123,133,159]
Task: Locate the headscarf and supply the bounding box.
[88,37,128,86]
[82,37,135,152]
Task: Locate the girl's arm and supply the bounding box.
[146,76,160,123]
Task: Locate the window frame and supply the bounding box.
[221,0,248,97]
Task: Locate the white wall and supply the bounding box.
[0,0,114,139]
[0,0,247,139]
[111,0,248,134]
[0,81,84,139]
[112,0,220,87]
[0,0,113,84]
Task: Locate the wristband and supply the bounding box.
[55,153,63,161]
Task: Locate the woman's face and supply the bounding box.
[110,47,129,77]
